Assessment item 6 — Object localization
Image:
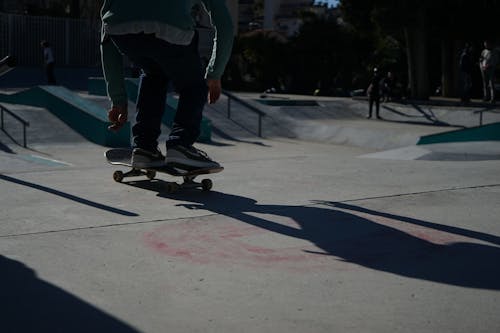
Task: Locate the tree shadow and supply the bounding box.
[128,181,500,290]
[0,174,138,217]
[0,255,141,332]
[381,104,456,127]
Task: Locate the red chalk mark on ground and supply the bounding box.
[144,216,338,271]
[144,209,472,270]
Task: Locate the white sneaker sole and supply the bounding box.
[166,157,220,169]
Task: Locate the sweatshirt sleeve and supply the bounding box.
[201,0,234,80]
[100,32,128,107]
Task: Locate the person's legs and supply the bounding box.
[368,97,373,118]
[110,34,170,166]
[133,67,169,151]
[46,63,56,85]
[486,70,495,102]
[110,33,217,169]
[481,69,491,101]
[375,97,381,118]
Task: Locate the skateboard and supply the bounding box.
[105,148,223,193]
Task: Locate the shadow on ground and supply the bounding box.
[129,180,500,290]
[0,255,141,333]
[0,174,138,217]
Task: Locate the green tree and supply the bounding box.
[340,0,500,99]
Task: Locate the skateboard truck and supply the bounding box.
[112,168,214,193]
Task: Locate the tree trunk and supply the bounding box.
[404,8,430,99]
[441,39,460,97]
[71,0,80,18]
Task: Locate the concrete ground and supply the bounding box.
[0,94,499,333]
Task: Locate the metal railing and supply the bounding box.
[0,104,30,147]
[0,13,101,66]
[474,109,500,126]
[223,90,266,137]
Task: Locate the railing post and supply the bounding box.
[258,114,262,137]
[23,126,27,147]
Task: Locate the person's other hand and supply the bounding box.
[207,79,222,104]
[107,105,128,131]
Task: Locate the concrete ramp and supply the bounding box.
[0,103,86,145]
[0,86,130,147]
[361,141,500,161]
[418,122,500,145]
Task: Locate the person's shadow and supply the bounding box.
[0,255,141,332]
[131,181,500,290]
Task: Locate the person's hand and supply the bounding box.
[207,79,222,104]
[107,104,128,131]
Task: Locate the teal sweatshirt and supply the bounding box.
[101,0,234,106]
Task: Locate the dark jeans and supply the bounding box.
[368,95,380,117]
[45,63,56,85]
[110,33,208,151]
[460,71,472,102]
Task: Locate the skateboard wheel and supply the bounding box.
[201,179,213,191]
[113,171,124,183]
[146,170,156,180]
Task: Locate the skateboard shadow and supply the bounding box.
[0,255,141,333]
[130,181,500,290]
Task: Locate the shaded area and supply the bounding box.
[382,104,455,127]
[0,255,141,333]
[0,174,138,217]
[0,137,15,153]
[130,182,500,290]
[210,125,271,147]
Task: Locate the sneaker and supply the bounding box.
[131,147,165,168]
[166,145,221,170]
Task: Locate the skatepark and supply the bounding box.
[1,74,500,332]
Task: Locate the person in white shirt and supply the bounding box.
[479,40,498,103]
[41,40,57,85]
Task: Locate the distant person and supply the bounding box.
[459,43,473,104]
[381,71,395,102]
[40,40,56,85]
[479,40,498,103]
[366,68,382,119]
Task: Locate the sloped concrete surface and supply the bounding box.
[0,94,499,333]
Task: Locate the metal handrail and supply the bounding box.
[473,109,500,126]
[222,90,266,137]
[0,103,30,147]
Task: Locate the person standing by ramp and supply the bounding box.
[366,68,382,119]
[100,0,234,170]
[479,39,499,104]
[41,40,57,85]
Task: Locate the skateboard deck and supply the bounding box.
[105,148,223,193]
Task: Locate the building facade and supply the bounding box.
[238,0,315,36]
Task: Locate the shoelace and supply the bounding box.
[190,146,213,161]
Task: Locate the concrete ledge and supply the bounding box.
[418,122,500,145]
[89,77,211,142]
[0,86,130,147]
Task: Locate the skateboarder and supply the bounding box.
[100,0,234,169]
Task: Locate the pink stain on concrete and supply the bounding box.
[144,208,471,271]
[144,216,338,271]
